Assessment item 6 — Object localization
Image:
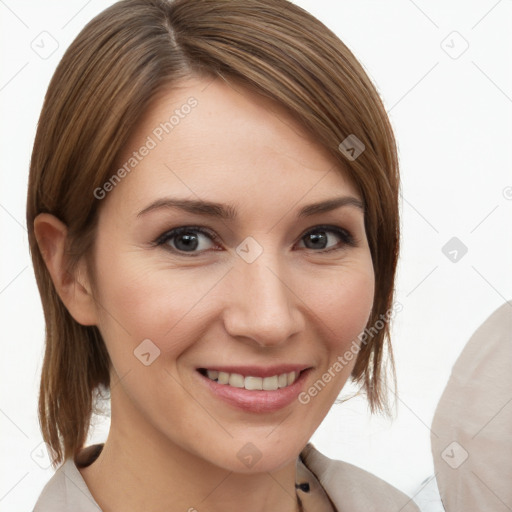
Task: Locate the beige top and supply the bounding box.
[33,442,418,511]
[431,302,512,511]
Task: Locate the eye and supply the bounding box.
[154,226,219,255]
[297,225,355,252]
[153,224,356,256]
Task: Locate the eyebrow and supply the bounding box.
[136,195,364,220]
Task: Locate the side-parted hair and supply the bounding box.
[27,0,400,467]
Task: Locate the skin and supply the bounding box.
[35,75,375,512]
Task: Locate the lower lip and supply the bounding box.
[197,369,311,413]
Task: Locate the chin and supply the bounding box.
[191,429,313,474]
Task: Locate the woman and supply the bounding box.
[27,0,417,510]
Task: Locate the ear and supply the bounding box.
[33,213,98,326]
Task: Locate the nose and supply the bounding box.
[221,252,305,348]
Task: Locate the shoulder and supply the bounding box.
[299,443,420,512]
[33,443,418,512]
[33,457,101,512]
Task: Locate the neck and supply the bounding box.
[79,392,301,512]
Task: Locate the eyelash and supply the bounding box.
[152,224,356,257]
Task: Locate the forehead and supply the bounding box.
[105,75,359,216]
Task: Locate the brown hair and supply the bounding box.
[27,0,399,468]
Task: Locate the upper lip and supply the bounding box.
[197,365,311,378]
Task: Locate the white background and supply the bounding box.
[1,1,511,510]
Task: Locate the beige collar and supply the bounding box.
[296,447,337,511]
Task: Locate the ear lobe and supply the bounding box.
[33,213,98,326]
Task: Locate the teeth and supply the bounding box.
[228,373,244,388]
[245,376,263,390]
[278,373,288,388]
[207,370,219,380]
[218,371,229,384]
[204,370,300,390]
[262,376,278,390]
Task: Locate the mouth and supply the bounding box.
[197,368,303,391]
[196,365,312,413]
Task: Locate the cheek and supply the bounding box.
[91,254,223,359]
[304,258,375,353]
[292,257,375,421]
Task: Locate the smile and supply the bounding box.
[200,369,299,391]
[196,366,311,412]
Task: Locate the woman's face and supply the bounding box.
[87,76,375,472]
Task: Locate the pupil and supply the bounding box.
[306,232,326,249]
[175,233,198,251]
